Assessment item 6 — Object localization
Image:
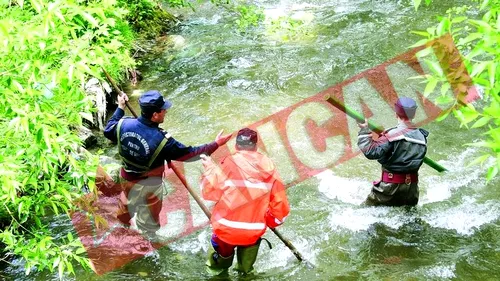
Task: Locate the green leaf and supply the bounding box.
[68,65,74,82]
[451,16,467,24]
[12,80,26,93]
[65,260,74,274]
[36,128,43,144]
[436,17,450,35]
[51,202,59,215]
[409,38,429,48]
[54,10,66,23]
[29,0,42,13]
[471,116,491,128]
[480,0,491,10]
[487,62,496,87]
[44,129,52,152]
[81,12,99,27]
[18,202,24,218]
[416,47,433,58]
[436,108,452,121]
[52,257,60,269]
[469,19,491,30]
[435,95,454,105]
[440,82,451,95]
[486,166,498,181]
[58,260,65,279]
[466,154,490,167]
[424,78,438,97]
[457,33,482,46]
[75,247,86,255]
[460,106,479,124]
[466,46,485,60]
[471,61,489,77]
[424,59,444,77]
[411,30,430,37]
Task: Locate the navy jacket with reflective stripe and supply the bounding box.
[104,108,219,179]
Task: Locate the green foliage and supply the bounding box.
[120,0,177,38]
[166,0,193,9]
[210,0,265,32]
[0,0,135,277]
[171,0,264,32]
[412,0,500,179]
[412,0,432,11]
[235,4,264,31]
[265,15,315,42]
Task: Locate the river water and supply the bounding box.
[3,0,499,280]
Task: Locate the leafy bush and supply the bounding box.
[120,0,178,38]
[0,0,135,277]
[412,0,500,180]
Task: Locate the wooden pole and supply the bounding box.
[167,161,311,266]
[101,67,138,118]
[324,94,447,172]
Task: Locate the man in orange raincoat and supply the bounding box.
[200,128,290,274]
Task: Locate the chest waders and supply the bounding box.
[116,119,168,235]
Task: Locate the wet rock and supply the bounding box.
[77,126,97,149]
[152,35,186,54]
[84,78,111,130]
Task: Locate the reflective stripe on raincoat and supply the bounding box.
[201,150,290,246]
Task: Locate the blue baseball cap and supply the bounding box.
[139,90,172,113]
[395,97,417,119]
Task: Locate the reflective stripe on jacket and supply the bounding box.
[357,122,428,173]
[201,150,290,246]
[103,108,219,180]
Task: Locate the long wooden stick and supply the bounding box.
[324,94,447,172]
[101,67,138,117]
[167,161,310,265]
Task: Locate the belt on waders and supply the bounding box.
[380,171,418,184]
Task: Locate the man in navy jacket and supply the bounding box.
[104,90,231,236]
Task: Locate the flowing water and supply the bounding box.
[3,0,500,280]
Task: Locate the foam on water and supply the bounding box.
[421,147,492,204]
[229,57,255,68]
[316,146,500,236]
[316,169,370,205]
[408,263,456,279]
[256,234,318,271]
[169,228,211,254]
[328,206,410,232]
[423,197,500,235]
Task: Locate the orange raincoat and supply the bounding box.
[201,150,290,246]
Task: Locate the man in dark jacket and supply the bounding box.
[104,90,231,236]
[357,97,428,206]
